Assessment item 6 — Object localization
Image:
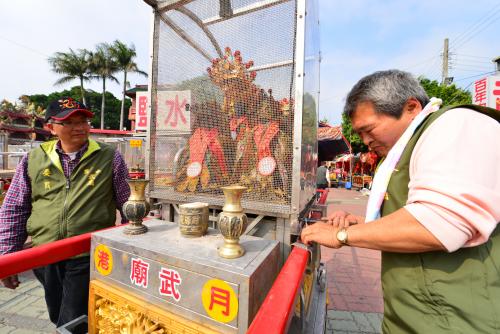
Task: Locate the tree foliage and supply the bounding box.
[418,77,472,106]
[341,112,366,153]
[48,48,91,105]
[88,43,120,129]
[302,93,317,145]
[340,77,472,153]
[109,40,147,130]
[28,86,131,130]
[47,39,146,130]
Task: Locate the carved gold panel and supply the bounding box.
[88,280,221,334]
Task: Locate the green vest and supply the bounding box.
[26,140,117,247]
[380,105,500,333]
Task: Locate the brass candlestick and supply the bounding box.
[217,185,248,259]
[123,179,150,235]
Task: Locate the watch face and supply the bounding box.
[337,229,348,243]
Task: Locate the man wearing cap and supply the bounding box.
[0,97,131,327]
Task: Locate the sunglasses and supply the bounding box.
[50,120,92,128]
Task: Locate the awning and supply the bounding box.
[336,154,353,162]
[317,125,351,162]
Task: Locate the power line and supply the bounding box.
[452,55,495,63]
[0,35,49,58]
[403,54,441,71]
[453,70,496,82]
[449,4,499,44]
[449,3,500,50]
[452,67,494,73]
[453,59,494,65]
[448,80,475,105]
[426,63,444,81]
[420,52,443,79]
[453,53,493,60]
[451,62,494,69]
[452,16,500,51]
[450,8,500,51]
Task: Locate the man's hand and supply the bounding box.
[328,210,364,228]
[1,275,20,289]
[301,222,342,249]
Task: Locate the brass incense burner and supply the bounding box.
[217,185,248,259]
[123,179,150,235]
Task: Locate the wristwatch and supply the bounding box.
[336,228,349,245]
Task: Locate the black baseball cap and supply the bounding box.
[45,97,94,122]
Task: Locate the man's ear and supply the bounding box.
[46,123,56,135]
[404,98,422,115]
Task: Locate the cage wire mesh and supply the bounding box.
[101,138,146,173]
[149,0,298,212]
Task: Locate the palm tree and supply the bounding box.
[109,40,148,130]
[48,48,91,105]
[89,43,119,129]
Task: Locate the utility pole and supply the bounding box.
[441,38,449,86]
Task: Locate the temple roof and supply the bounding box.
[317,125,343,141]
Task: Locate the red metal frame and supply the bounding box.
[309,188,329,221]
[247,246,309,334]
[89,129,134,135]
[0,232,92,279]
[316,188,329,205]
[0,223,129,279]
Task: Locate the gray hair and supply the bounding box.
[344,70,429,119]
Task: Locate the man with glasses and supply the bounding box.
[0,97,131,327]
[301,70,500,333]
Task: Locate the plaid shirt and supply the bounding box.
[0,141,131,254]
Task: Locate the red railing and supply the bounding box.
[247,245,309,334]
[0,221,136,279]
[317,188,329,205]
[0,232,93,279]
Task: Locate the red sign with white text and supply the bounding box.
[492,77,500,110]
[135,91,149,131]
[473,75,500,110]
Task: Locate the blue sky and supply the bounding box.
[1,0,499,125]
[319,0,500,123]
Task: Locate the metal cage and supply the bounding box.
[145,0,320,238]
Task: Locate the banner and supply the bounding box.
[473,75,500,110]
[156,90,191,132]
[135,91,149,131]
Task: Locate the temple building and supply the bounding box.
[0,100,51,143]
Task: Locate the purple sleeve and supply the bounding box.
[0,155,32,254]
[112,150,131,224]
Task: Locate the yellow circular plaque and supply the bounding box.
[94,244,113,276]
[202,279,238,323]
